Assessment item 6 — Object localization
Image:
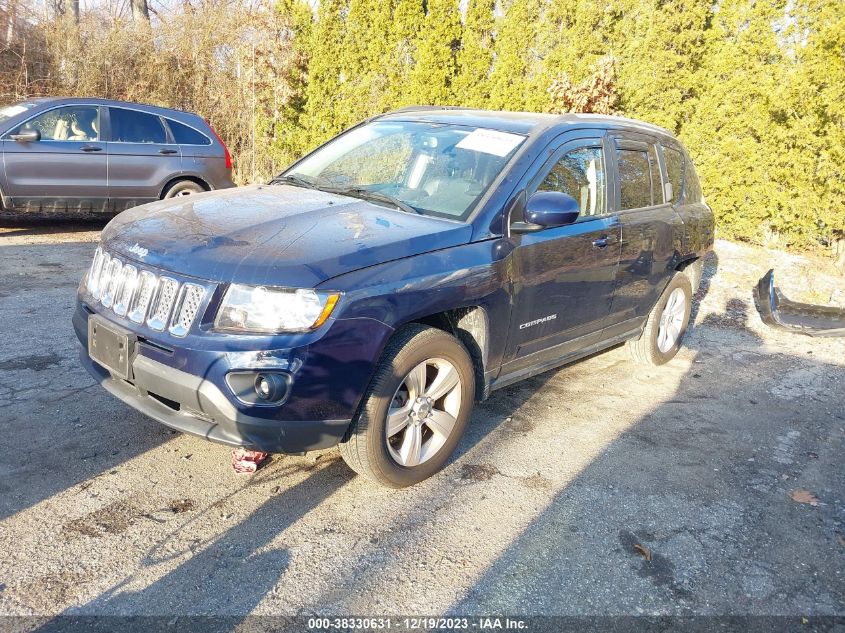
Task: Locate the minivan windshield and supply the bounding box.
[0,102,35,124]
[277,120,526,220]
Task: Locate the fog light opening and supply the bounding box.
[255,373,286,402]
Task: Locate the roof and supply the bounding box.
[380,106,674,138]
[21,96,194,118]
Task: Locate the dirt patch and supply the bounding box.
[63,501,139,538]
[169,498,196,514]
[460,464,500,482]
[0,353,63,372]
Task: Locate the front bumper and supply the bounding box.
[78,347,350,452]
[755,269,845,338]
[74,291,394,453]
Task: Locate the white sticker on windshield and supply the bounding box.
[456,128,524,157]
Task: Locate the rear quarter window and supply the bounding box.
[169,120,211,146]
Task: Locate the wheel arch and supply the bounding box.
[406,305,490,402]
[160,174,211,199]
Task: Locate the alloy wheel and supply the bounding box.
[386,358,462,467]
[657,287,687,353]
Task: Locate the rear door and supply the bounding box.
[501,135,621,377]
[604,133,684,333]
[106,106,182,211]
[2,104,108,213]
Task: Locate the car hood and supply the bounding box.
[101,184,473,287]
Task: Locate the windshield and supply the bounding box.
[0,102,36,124]
[279,120,526,220]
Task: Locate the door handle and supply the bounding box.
[159,148,178,155]
[80,145,102,152]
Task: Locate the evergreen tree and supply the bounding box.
[405,0,461,105]
[453,0,495,108]
[300,0,347,147]
[681,0,787,245]
[615,0,711,132]
[335,0,394,127]
[488,0,543,110]
[385,0,425,106]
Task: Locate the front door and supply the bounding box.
[501,137,621,378]
[2,105,108,213]
[106,106,182,211]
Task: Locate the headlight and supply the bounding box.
[214,284,340,333]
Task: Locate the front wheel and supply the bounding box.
[339,324,475,488]
[627,271,693,365]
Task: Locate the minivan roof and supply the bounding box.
[379,106,674,139]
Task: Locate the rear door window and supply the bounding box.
[168,119,211,146]
[616,148,652,210]
[109,108,167,144]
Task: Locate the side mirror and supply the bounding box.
[10,129,40,142]
[512,191,580,233]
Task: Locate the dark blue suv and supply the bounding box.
[75,108,714,487]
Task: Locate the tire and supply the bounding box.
[339,324,475,488]
[627,271,693,366]
[163,180,206,199]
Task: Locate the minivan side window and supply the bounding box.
[9,106,99,141]
[168,119,211,146]
[110,108,167,144]
[537,146,606,217]
[663,147,685,203]
[616,148,652,210]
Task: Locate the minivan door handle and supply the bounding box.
[80,145,102,152]
[158,148,178,155]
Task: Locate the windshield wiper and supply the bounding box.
[328,186,421,215]
[270,174,325,190]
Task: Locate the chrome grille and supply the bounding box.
[129,271,157,324]
[169,284,205,337]
[147,277,179,332]
[85,248,207,337]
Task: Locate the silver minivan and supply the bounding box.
[0,97,235,217]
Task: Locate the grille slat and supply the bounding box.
[85,249,206,337]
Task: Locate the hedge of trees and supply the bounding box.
[1,0,843,258]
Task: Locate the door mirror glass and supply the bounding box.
[524,191,580,227]
[10,129,41,142]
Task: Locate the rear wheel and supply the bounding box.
[163,180,205,199]
[339,324,475,488]
[627,271,693,365]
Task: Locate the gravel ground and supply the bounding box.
[0,221,843,625]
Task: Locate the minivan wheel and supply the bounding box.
[627,271,693,366]
[339,324,475,488]
[163,180,205,199]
